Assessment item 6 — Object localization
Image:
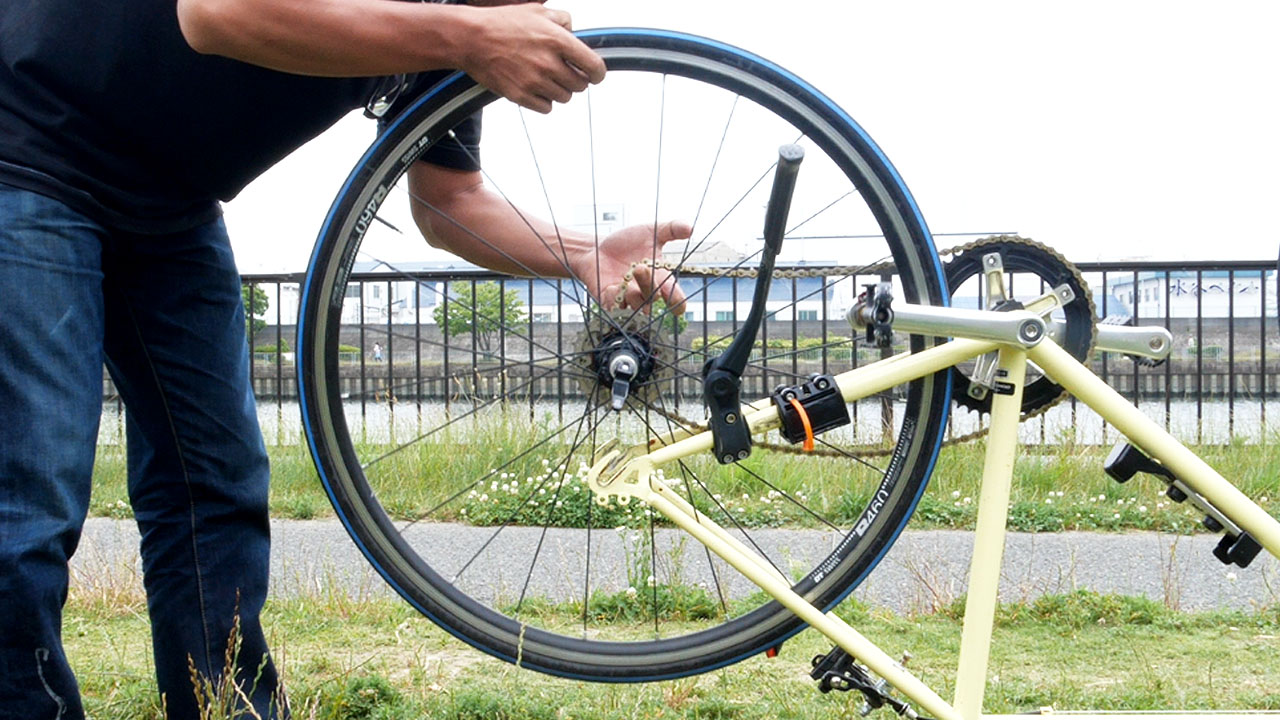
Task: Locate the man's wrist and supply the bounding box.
[557,232,598,286]
[410,4,482,71]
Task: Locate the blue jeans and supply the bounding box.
[0,185,281,719]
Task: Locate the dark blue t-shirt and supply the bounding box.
[0,0,479,234]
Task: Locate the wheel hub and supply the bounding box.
[574,312,671,412]
[592,332,657,410]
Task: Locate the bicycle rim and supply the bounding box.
[299,29,951,681]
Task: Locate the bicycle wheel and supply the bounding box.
[299,29,951,681]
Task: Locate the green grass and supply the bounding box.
[90,430,1280,534]
[92,420,1280,532]
[65,589,1280,719]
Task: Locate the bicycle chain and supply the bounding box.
[597,235,1094,458]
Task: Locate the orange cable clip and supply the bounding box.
[786,396,815,452]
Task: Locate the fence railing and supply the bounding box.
[96,259,1279,445]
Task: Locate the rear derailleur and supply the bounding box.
[811,645,929,720]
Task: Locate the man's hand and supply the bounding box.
[575,221,692,316]
[458,4,606,114]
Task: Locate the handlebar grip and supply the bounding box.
[762,144,805,254]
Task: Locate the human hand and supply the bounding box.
[573,221,691,316]
[458,3,606,114]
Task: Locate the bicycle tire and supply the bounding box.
[299,29,951,681]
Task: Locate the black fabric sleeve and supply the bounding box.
[376,71,482,172]
[420,112,482,171]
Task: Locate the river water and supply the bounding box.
[95,396,1270,448]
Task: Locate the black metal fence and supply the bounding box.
[96,258,1280,445]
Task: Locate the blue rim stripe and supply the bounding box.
[577,28,949,301]
[297,28,952,682]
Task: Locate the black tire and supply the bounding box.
[298,29,951,681]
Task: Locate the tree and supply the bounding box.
[650,299,688,336]
[433,281,527,356]
[242,283,269,339]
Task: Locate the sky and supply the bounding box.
[223,1,1280,274]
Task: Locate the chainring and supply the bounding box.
[944,235,1096,416]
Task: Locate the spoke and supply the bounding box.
[582,405,600,636]
[678,451,789,582]
[358,364,584,472]
[343,339,599,400]
[587,86,603,348]
[754,338,858,366]
[450,399,603,585]
[641,255,890,362]
[648,499,659,637]
[354,248,594,364]
[515,400,607,617]
[616,130,807,332]
[638,341,819,388]
[784,190,854,237]
[649,75,667,314]
[677,459,729,618]
[516,110,594,325]
[342,365,587,410]
[387,396,601,532]
[815,436,888,475]
[621,402,787,583]
[687,95,739,239]
[732,462,842,532]
[645,376,730,619]
[673,130,805,271]
[426,130,628,341]
[627,248,766,340]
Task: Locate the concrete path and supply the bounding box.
[73,518,1277,615]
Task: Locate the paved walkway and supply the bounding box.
[74,518,1278,614]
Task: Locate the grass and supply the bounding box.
[65,587,1280,720]
[89,428,1280,534]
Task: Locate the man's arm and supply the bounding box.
[408,162,688,313]
[175,0,606,113]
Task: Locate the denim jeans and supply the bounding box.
[0,185,282,719]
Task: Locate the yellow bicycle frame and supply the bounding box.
[586,324,1280,720]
